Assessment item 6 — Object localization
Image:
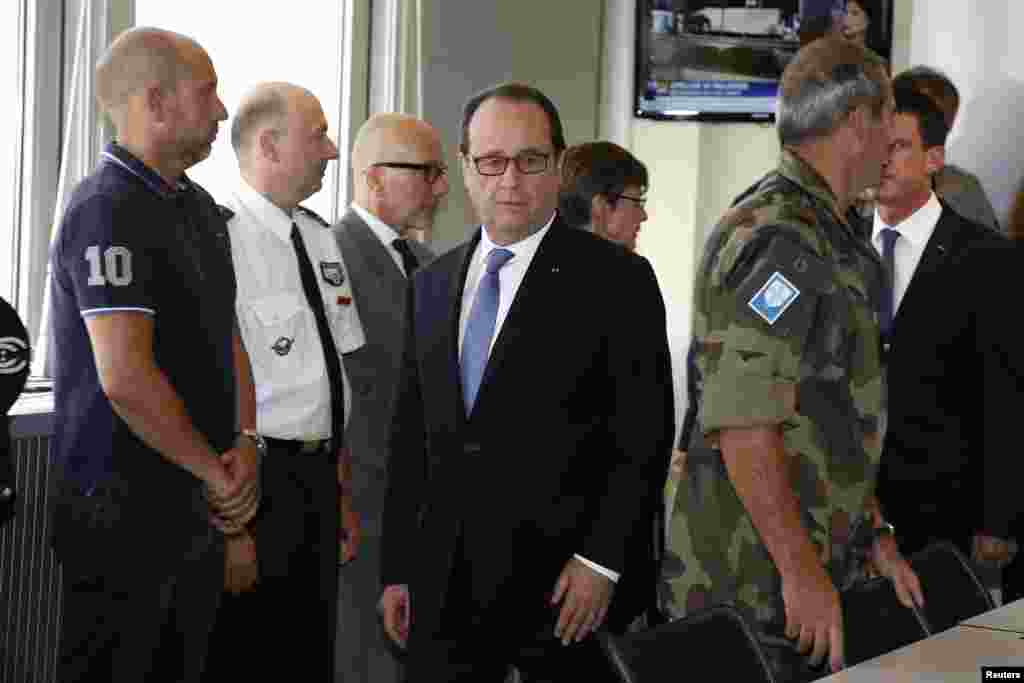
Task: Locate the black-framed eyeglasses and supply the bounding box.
[371,162,448,184]
[468,152,551,177]
[613,193,647,209]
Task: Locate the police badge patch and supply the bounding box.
[748,271,800,325]
[320,262,344,287]
[271,337,294,356]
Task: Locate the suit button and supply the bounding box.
[358,382,371,396]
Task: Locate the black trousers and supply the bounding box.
[52,473,224,683]
[203,441,339,682]
[404,534,618,683]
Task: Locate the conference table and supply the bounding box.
[963,598,1024,635]
[819,599,1024,682]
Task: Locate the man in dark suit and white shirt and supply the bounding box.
[873,86,1020,572]
[332,113,441,683]
[378,82,674,682]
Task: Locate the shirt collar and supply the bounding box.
[477,211,556,262]
[101,141,182,198]
[350,202,402,247]
[777,148,848,227]
[235,177,295,243]
[872,192,942,249]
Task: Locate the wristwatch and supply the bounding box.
[239,429,267,458]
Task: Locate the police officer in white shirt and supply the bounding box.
[202,81,363,683]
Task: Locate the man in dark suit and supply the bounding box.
[378,82,674,682]
[333,112,441,683]
[873,86,1020,572]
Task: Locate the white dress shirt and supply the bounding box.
[458,214,619,583]
[872,192,943,314]
[350,202,408,277]
[227,179,365,440]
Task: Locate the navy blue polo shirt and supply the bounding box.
[50,142,237,492]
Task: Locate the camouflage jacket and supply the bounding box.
[664,149,888,632]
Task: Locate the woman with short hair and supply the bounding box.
[558,141,649,251]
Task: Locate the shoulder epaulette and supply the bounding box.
[296,205,329,227]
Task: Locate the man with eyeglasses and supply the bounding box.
[331,112,441,683]
[558,141,649,252]
[203,81,365,682]
[379,82,674,682]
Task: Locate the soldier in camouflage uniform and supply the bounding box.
[664,38,924,680]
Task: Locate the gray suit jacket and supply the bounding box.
[333,209,433,483]
[934,164,1001,233]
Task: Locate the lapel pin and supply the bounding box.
[337,295,352,306]
[551,266,560,273]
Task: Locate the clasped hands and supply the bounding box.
[204,435,262,594]
[204,434,261,535]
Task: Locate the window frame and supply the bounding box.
[13,0,63,342]
[9,0,374,382]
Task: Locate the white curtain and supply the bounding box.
[31,0,113,376]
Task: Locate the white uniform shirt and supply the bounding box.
[458,213,619,583]
[871,192,942,314]
[350,202,409,277]
[227,179,365,440]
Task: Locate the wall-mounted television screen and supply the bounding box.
[635,0,894,122]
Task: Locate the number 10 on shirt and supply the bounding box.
[85,245,134,287]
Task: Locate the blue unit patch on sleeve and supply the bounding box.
[748,271,800,325]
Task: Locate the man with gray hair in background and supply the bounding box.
[664,37,922,681]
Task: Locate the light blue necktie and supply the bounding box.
[460,247,514,414]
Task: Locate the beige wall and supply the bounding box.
[419,0,604,253]
[909,0,1024,225]
[633,121,778,438]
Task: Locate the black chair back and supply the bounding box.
[841,575,930,666]
[0,295,30,527]
[597,604,776,683]
[910,540,994,633]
